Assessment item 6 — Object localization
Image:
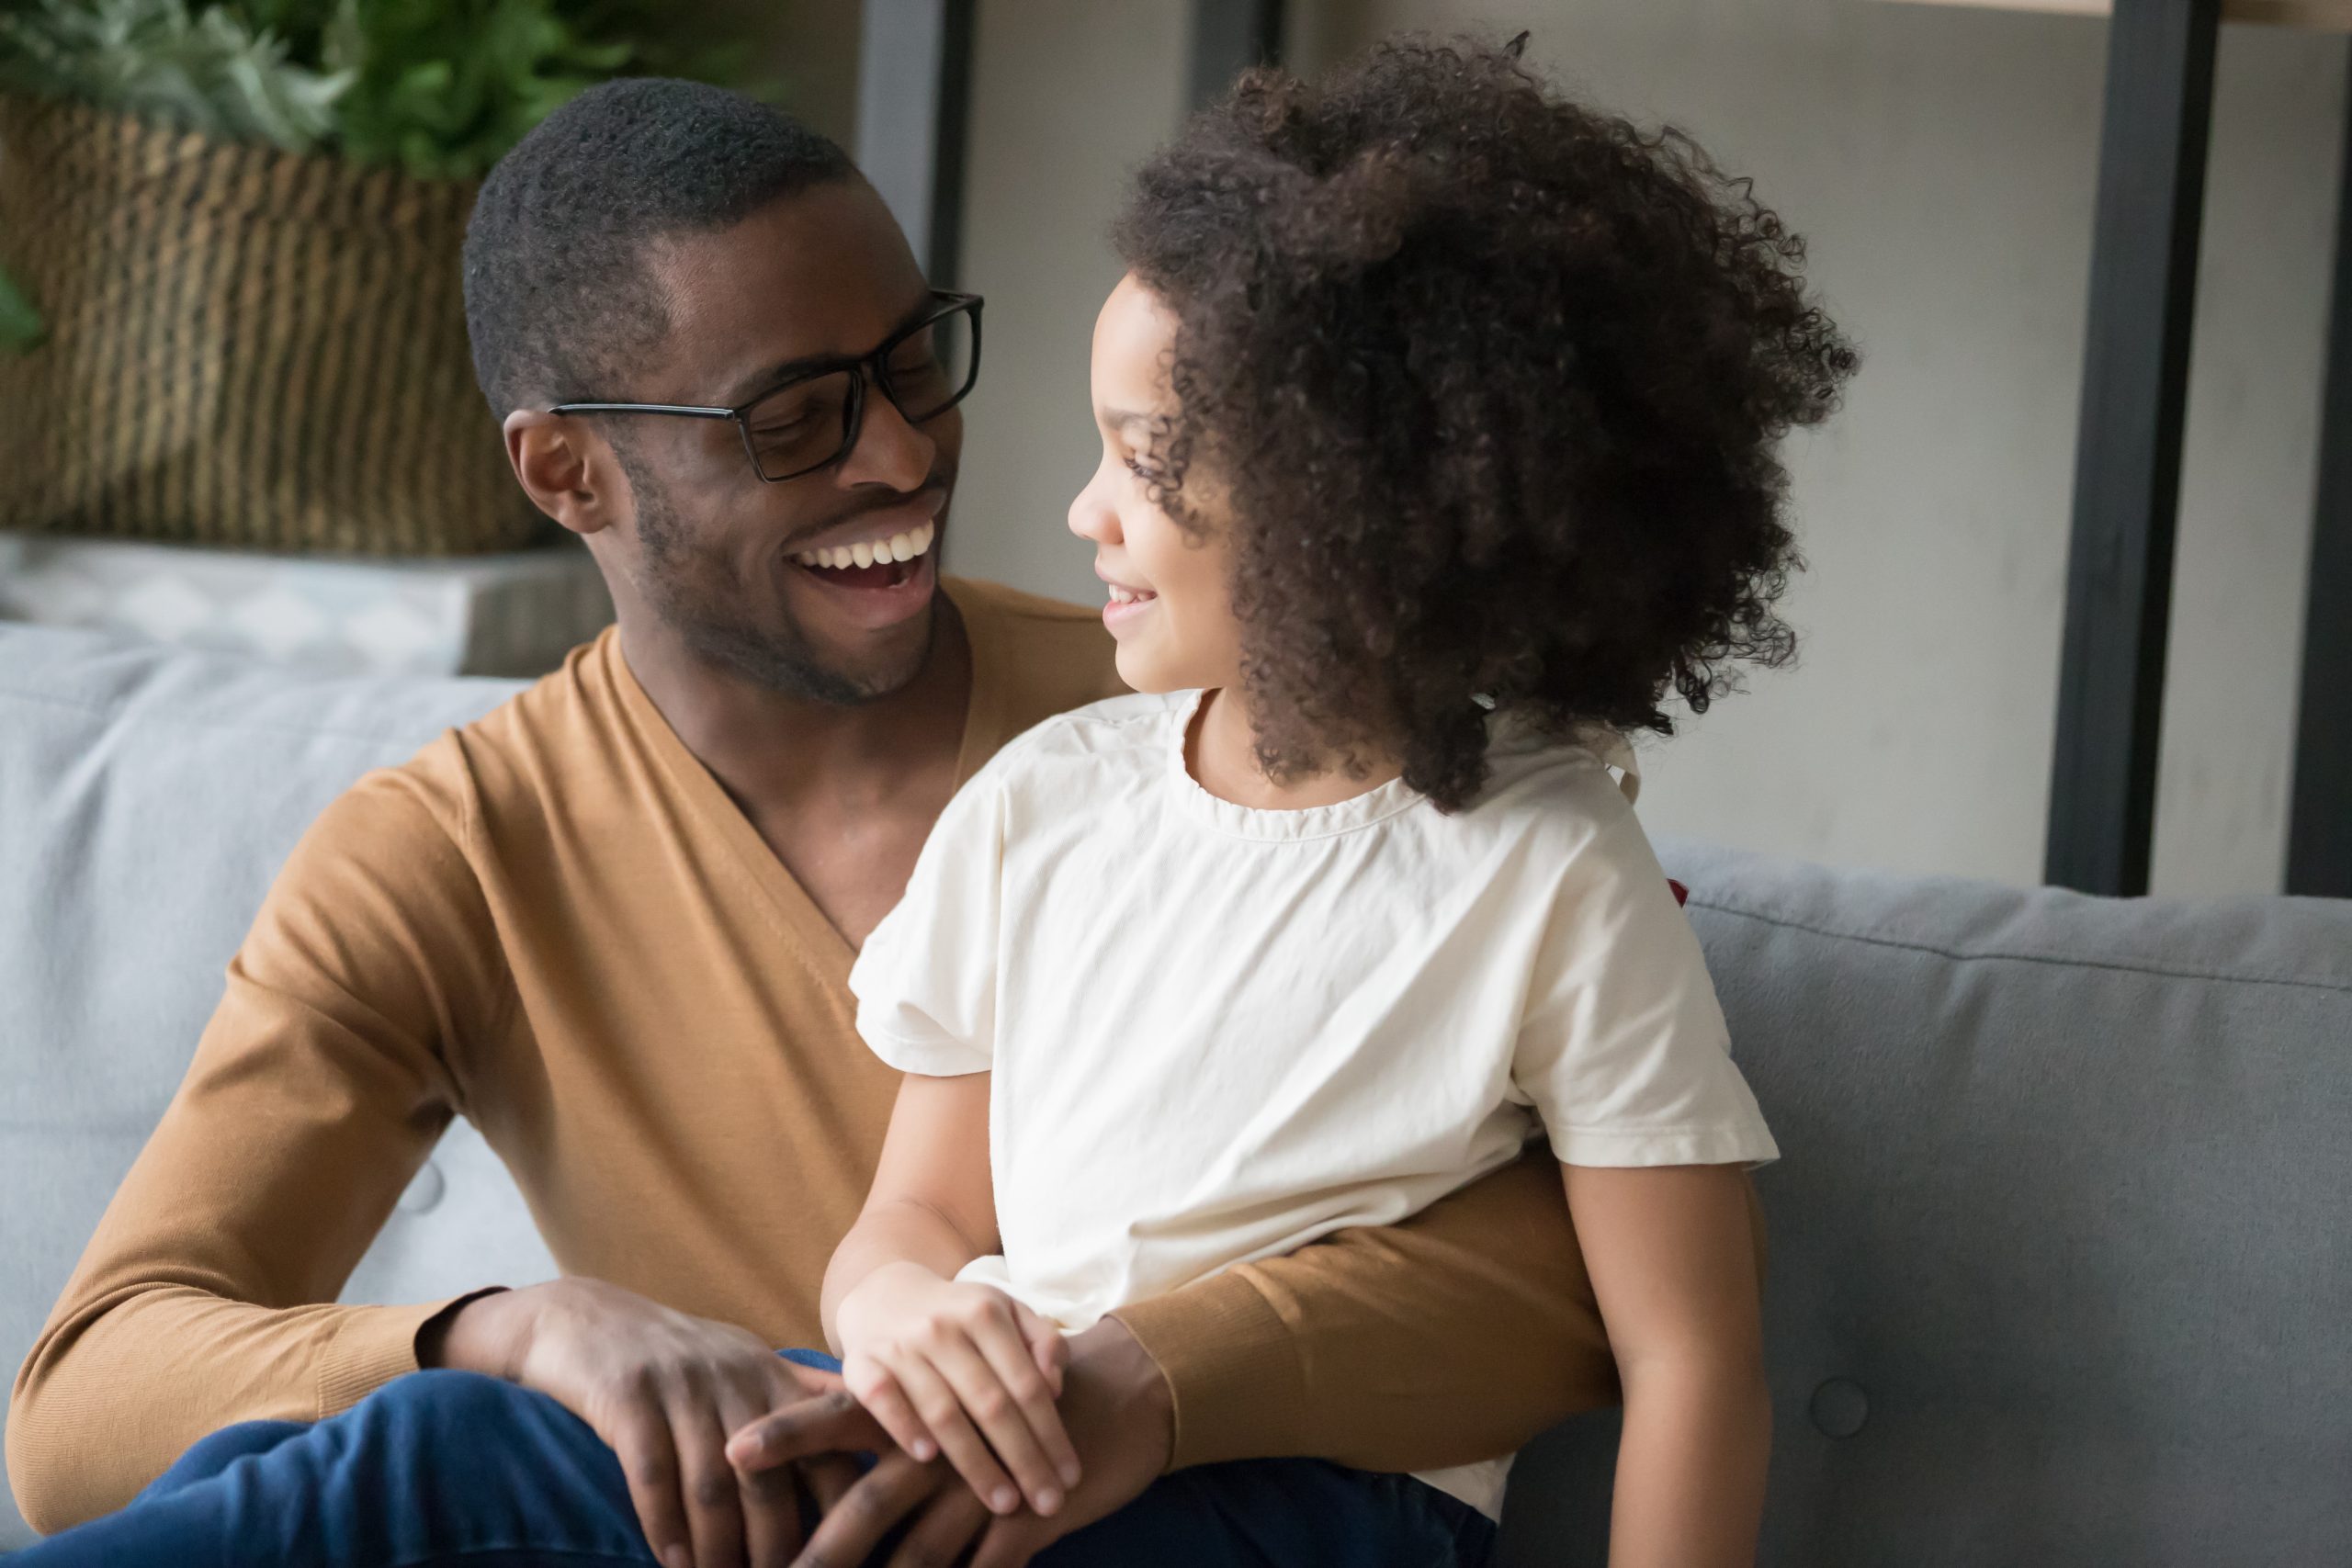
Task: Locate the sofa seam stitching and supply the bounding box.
[1686,895,2352,997]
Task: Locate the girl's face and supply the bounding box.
[1068,275,1244,695]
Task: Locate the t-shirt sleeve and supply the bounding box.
[847,748,1013,1077]
[1512,784,1779,1169]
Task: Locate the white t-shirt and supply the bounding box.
[849,690,1777,1518]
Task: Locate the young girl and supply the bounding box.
[824,35,1853,1566]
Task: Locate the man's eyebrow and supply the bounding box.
[721,293,937,406]
[720,349,841,406]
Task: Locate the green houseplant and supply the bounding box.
[0,0,766,548]
[0,0,761,346]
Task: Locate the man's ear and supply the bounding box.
[504,410,624,538]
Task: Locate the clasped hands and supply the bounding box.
[425,1277,1170,1568]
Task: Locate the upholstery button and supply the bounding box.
[397,1160,447,1215]
[1809,1378,1869,1438]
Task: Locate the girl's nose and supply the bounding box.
[1069,470,1120,544]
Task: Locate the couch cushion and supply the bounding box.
[0,626,558,1548]
[1501,838,2352,1566]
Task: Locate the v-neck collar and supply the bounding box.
[605,578,1003,975]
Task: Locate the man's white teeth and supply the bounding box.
[793,520,936,570]
[1108,584,1154,605]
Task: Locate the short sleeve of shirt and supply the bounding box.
[1512,792,1779,1169]
[847,747,1016,1078]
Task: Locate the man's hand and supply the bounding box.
[421,1278,837,1568]
[726,1316,1174,1568]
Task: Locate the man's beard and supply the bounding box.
[628,471,933,706]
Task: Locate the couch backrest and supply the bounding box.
[1505,837,2352,1566]
[0,626,555,1549]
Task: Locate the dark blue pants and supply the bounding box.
[15,1355,1495,1568]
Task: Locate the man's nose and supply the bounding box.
[836,388,938,491]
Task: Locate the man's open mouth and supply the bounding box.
[790,520,936,591]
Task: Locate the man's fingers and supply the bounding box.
[612,1405,693,1568]
[968,1513,1052,1568]
[671,1396,752,1568]
[802,1454,864,1517]
[792,1450,946,1568]
[737,1457,804,1568]
[728,1388,887,1472]
[884,1352,1020,1517]
[720,1380,802,1568]
[772,1353,846,1403]
[938,1326,1076,1513]
[886,1483,993,1568]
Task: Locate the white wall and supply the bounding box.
[941,0,2344,895]
[945,0,1192,605]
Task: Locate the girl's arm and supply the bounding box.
[1565,1161,1771,1568]
[822,1071,1081,1518]
[820,1070,1001,1330]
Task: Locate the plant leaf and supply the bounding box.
[0,262,45,354]
[0,0,778,179]
[0,0,347,152]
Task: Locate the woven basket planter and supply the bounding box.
[0,95,542,555]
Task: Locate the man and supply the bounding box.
[6,80,1618,1567]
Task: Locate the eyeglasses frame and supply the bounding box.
[547,289,985,483]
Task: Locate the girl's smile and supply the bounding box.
[1068,274,1245,695]
[1098,569,1159,634]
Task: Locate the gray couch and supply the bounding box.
[3,622,2346,1564]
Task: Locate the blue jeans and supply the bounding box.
[15,1353,1495,1568]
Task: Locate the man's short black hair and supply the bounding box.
[462,78,855,417]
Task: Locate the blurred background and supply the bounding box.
[931,0,2344,900]
[1,0,2343,897]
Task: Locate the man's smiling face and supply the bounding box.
[594,180,964,705]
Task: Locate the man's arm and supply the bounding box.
[6,761,503,1532]
[1112,1146,1764,1473]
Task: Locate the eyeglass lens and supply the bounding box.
[742,306,978,481]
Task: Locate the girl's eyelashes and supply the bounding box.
[1123,454,1166,482]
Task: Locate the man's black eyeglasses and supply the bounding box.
[549,291,983,483]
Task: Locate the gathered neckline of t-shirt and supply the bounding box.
[1161,689,1431,842]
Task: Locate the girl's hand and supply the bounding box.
[835,1262,1082,1517]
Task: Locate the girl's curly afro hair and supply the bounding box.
[1113,34,1858,810]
